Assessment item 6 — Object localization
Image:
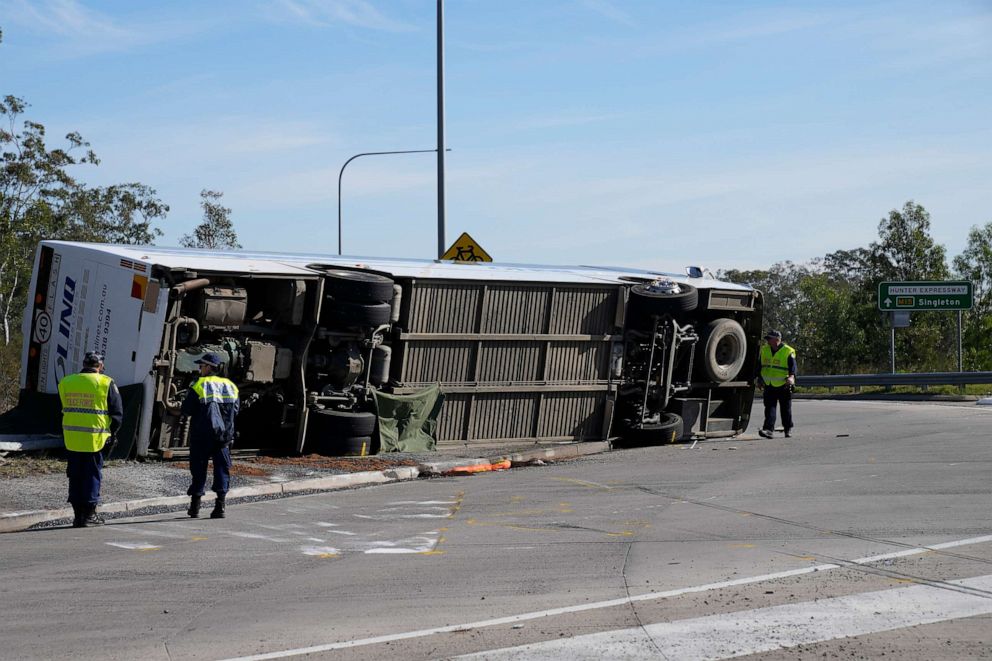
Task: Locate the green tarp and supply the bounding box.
[372,384,444,453]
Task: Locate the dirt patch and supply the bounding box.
[170,461,273,477]
[244,454,419,473]
[0,456,65,478]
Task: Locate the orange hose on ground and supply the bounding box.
[444,459,511,475]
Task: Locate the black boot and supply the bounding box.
[210,494,226,519]
[188,495,201,518]
[83,503,105,526]
[71,503,84,528]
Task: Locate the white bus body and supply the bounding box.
[18,242,762,457]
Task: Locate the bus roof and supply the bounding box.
[40,241,752,290]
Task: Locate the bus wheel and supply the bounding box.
[322,269,395,303]
[702,318,747,382]
[325,300,392,327]
[617,412,684,447]
[311,409,377,437]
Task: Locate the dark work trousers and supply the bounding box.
[187,444,232,496]
[762,385,794,432]
[66,450,104,505]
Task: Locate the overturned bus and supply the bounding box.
[15,241,762,457]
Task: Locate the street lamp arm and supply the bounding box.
[337,148,451,256]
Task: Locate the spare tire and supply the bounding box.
[323,270,394,304]
[701,318,747,382]
[630,281,698,314]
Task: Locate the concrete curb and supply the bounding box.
[0,443,609,534]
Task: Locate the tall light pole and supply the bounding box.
[337,149,448,256]
[436,0,447,259]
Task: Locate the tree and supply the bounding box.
[867,201,949,282]
[179,190,241,250]
[719,261,811,365]
[0,95,168,344]
[953,222,992,369]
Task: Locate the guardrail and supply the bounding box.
[797,372,992,388]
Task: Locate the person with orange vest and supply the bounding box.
[181,352,240,519]
[756,330,797,438]
[58,352,123,527]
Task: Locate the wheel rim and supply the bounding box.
[714,335,741,368]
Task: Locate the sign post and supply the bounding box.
[878,281,973,373]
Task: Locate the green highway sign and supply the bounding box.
[878,281,973,311]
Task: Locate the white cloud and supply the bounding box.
[270,0,417,32]
[580,0,635,28]
[0,0,214,57]
[1,0,136,48]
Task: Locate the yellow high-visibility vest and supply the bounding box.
[58,372,113,452]
[191,376,239,403]
[760,343,796,387]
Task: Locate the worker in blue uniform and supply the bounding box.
[181,352,240,519]
[58,352,123,527]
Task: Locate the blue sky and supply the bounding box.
[1,0,990,271]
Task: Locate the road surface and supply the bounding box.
[2,399,990,659]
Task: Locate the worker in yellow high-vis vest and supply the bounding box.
[181,352,240,519]
[58,352,123,527]
[756,330,797,438]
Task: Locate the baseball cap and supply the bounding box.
[194,352,223,367]
[764,330,783,340]
[83,351,104,367]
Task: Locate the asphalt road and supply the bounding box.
[2,399,991,660]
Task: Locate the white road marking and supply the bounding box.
[322,530,357,536]
[463,573,992,660]
[114,527,188,539]
[224,531,291,543]
[354,513,449,519]
[314,522,338,527]
[388,500,458,505]
[300,545,339,556]
[362,535,438,554]
[217,534,992,661]
[106,542,160,550]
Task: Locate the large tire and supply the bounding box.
[310,409,377,437]
[322,270,394,304]
[617,412,684,447]
[325,300,392,328]
[701,318,747,382]
[313,435,373,457]
[630,281,698,314]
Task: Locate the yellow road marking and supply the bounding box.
[551,477,613,491]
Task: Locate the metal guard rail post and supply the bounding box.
[797,372,992,388]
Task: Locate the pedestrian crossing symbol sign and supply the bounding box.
[441,232,492,262]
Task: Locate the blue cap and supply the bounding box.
[765,330,783,340]
[83,352,104,366]
[195,352,223,367]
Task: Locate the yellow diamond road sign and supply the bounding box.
[441,232,492,262]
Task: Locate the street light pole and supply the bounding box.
[436,0,447,259]
[337,149,437,256]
